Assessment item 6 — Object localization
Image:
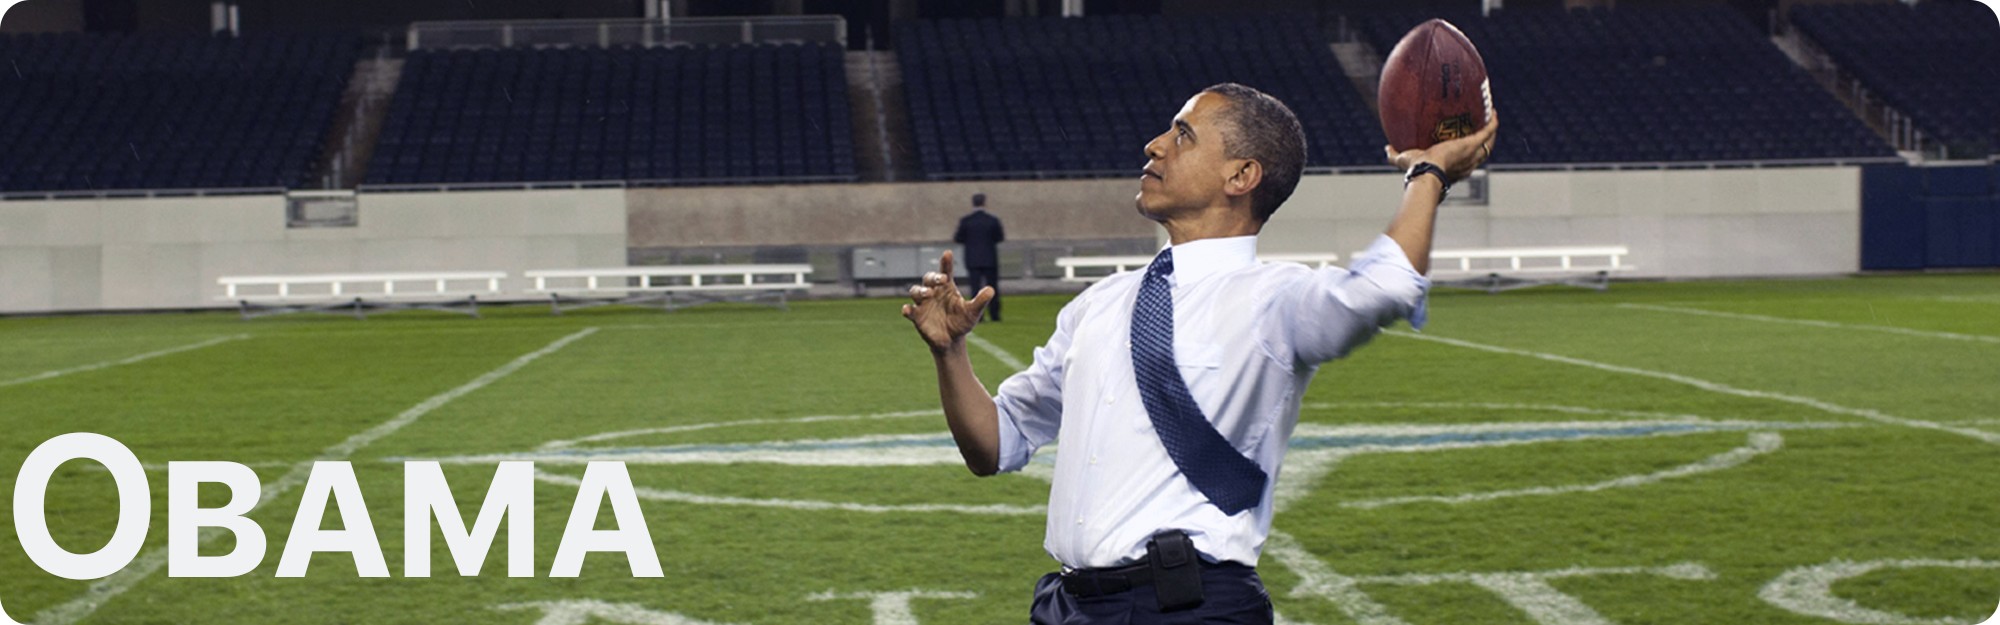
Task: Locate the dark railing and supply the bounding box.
[407,16,847,51]
[0,187,287,202]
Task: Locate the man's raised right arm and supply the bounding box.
[902,251,1003,475]
[903,251,1067,477]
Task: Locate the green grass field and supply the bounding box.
[2,274,1998,625]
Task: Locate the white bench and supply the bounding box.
[1423,246,1633,293]
[218,271,507,319]
[524,264,813,314]
[1056,253,1342,282]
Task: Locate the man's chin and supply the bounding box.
[1133,197,1170,222]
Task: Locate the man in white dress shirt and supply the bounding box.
[902,83,1497,623]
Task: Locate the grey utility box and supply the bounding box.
[852,245,968,282]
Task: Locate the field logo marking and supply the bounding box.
[1269,527,1724,625]
[0,334,250,389]
[1341,431,1783,509]
[1620,303,2000,345]
[1386,330,2000,446]
[1759,558,2000,625]
[806,589,979,625]
[402,406,1830,519]
[33,328,599,625]
[494,600,741,625]
[1355,562,1717,625]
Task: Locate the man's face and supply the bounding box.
[1136,92,1238,221]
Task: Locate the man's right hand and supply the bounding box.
[902,251,995,356]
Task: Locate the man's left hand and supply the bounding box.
[1385,109,1500,182]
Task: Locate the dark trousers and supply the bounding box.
[1029,563,1274,625]
[968,265,1001,322]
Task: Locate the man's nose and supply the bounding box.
[1143,135,1165,161]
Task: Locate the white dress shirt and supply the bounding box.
[991,233,1429,569]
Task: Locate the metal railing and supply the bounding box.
[1483,156,1907,172]
[357,174,858,194]
[0,186,286,202]
[0,156,1917,202]
[919,155,1904,183]
[407,16,846,51]
[1780,26,1943,159]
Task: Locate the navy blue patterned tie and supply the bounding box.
[1130,249,1267,515]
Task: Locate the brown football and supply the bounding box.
[1377,19,1491,151]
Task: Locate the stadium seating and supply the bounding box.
[1790,0,2000,156]
[0,32,356,193]
[366,43,856,186]
[1361,7,1894,164]
[895,16,1386,179]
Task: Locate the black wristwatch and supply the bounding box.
[1404,162,1451,200]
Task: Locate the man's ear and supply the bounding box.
[1225,159,1263,199]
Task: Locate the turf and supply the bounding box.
[0,273,1997,625]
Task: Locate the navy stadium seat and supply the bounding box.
[1791,0,1999,156]
[366,43,856,186]
[1361,7,1896,164]
[0,32,358,192]
[895,15,1385,179]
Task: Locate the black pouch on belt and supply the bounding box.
[1146,530,1205,612]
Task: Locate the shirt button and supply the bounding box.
[1104,395,1115,405]
[1076,517,1085,526]
[1090,455,1099,465]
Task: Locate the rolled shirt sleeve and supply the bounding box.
[1268,234,1430,366]
[989,290,1087,472]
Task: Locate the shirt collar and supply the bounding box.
[1163,235,1258,286]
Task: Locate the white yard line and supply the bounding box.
[1386,331,2000,445]
[1263,530,1412,625]
[599,319,883,331]
[1619,303,2000,345]
[966,333,1028,372]
[31,327,598,625]
[0,334,250,389]
[77,461,296,473]
[1938,296,2000,305]
[532,469,1043,517]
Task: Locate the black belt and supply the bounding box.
[1060,560,1159,597]
[1060,530,1238,601]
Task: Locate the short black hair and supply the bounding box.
[1200,83,1307,222]
[972,193,986,207]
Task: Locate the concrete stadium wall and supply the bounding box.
[0,167,1864,313]
[625,178,1158,248]
[1264,166,1862,278]
[0,189,625,313]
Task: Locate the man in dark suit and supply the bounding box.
[953,193,1005,322]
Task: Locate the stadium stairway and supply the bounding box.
[1329,40,1382,112]
[1769,23,1904,159]
[844,50,920,182]
[1784,1,1998,160]
[308,49,403,189]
